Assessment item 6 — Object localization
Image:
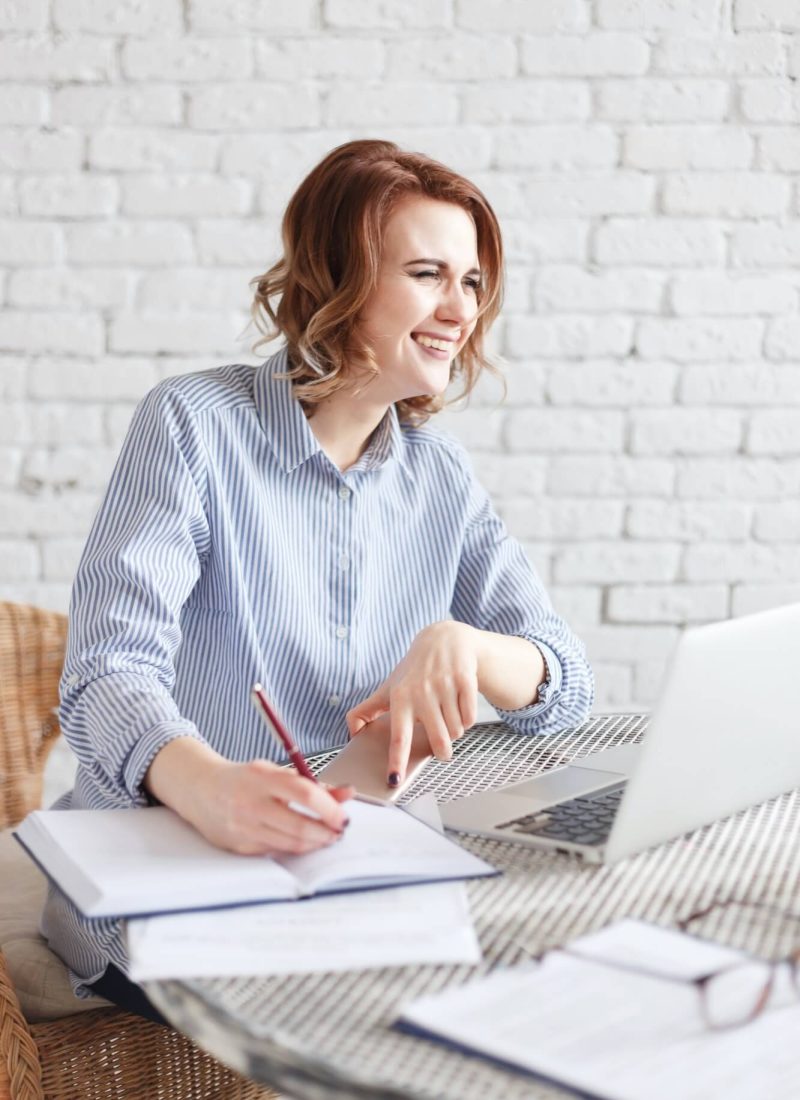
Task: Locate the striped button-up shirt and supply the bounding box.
[42,347,593,989]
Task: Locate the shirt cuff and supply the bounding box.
[122,721,209,806]
[492,637,562,724]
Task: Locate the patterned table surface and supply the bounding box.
[145,714,800,1099]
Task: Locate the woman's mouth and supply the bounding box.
[411,333,455,359]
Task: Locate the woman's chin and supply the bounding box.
[382,360,453,404]
[414,365,452,398]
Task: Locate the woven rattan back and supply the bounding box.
[0,602,67,829]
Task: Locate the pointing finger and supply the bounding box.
[387,700,414,788]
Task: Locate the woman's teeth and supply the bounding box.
[413,335,452,352]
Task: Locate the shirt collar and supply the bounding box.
[254,347,322,473]
[254,347,413,479]
[345,401,412,479]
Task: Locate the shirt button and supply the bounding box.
[338,554,349,571]
[336,625,348,639]
[338,486,351,500]
[328,694,341,707]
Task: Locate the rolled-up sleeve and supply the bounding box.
[448,447,594,736]
[60,383,212,806]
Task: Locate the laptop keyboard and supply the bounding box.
[498,782,626,847]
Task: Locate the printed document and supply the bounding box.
[398,919,800,1100]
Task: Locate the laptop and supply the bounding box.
[440,603,800,864]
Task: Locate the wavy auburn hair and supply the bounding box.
[250,139,504,425]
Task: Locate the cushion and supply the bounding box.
[0,828,111,1022]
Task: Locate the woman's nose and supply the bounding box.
[436,283,477,325]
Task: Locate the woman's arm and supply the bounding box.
[447,444,593,734]
[61,382,212,804]
[347,439,593,785]
[63,379,352,852]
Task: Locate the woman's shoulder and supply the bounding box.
[399,420,475,485]
[401,420,471,464]
[142,362,259,420]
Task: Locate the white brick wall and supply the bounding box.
[2,1,799,714]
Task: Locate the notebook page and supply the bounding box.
[19,808,299,916]
[566,917,746,979]
[280,799,493,895]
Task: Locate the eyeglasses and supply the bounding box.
[526,901,800,1031]
[673,900,800,1029]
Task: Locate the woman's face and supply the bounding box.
[359,196,481,404]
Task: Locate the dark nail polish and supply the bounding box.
[342,817,351,828]
[388,771,401,788]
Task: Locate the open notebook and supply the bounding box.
[14,799,496,919]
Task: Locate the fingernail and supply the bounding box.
[342,817,351,828]
[388,772,401,788]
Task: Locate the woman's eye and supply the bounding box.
[412,270,481,292]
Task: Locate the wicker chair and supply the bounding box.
[0,601,277,1100]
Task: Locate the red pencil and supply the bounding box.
[251,683,318,784]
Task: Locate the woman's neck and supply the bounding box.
[306,390,390,472]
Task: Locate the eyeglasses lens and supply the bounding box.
[704,962,772,1029]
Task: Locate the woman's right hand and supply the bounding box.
[145,737,354,856]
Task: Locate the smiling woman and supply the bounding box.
[41,138,594,1025]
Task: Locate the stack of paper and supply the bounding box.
[127,795,482,980]
[128,881,479,980]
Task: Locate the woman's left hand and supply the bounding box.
[345,621,480,787]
